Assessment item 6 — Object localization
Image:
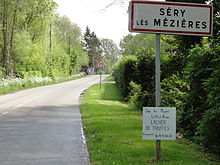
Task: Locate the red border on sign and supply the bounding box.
[96,59,105,68]
[130,1,213,36]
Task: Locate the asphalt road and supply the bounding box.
[0,75,107,165]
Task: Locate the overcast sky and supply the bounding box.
[54,0,130,44]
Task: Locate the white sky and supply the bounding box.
[54,0,130,45]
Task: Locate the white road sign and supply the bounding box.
[129,1,213,36]
[143,107,176,140]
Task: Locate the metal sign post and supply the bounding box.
[155,34,161,161]
[96,59,105,90]
[100,69,102,89]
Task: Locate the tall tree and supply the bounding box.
[101,38,120,63]
[120,33,168,57]
[83,26,102,69]
[54,16,81,54]
[100,38,120,73]
[1,0,20,76]
[0,0,57,77]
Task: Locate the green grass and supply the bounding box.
[80,83,220,165]
[104,75,114,81]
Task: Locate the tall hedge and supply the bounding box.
[113,56,137,97]
[135,49,155,107]
[180,45,218,138]
[113,49,155,108]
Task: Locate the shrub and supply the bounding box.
[197,107,220,154]
[127,81,143,110]
[135,48,155,94]
[197,57,220,154]
[135,49,155,108]
[128,81,155,111]
[113,49,155,108]
[113,56,137,97]
[180,45,216,137]
[161,73,189,130]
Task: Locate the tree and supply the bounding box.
[54,16,81,54]
[83,26,102,69]
[120,34,169,57]
[1,0,20,77]
[0,0,89,78]
[100,38,120,73]
[54,16,88,74]
[0,0,57,77]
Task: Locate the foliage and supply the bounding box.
[54,15,88,75]
[180,44,216,137]
[0,0,58,76]
[197,107,220,154]
[83,26,102,69]
[100,38,120,74]
[0,0,88,79]
[161,0,220,153]
[120,34,168,57]
[135,48,155,94]
[113,47,156,109]
[49,45,70,78]
[0,73,84,95]
[161,74,189,129]
[113,55,137,97]
[0,76,52,94]
[196,38,220,154]
[70,48,89,74]
[161,35,189,78]
[127,81,143,110]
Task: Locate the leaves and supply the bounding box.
[0,0,88,78]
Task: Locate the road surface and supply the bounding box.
[0,75,107,165]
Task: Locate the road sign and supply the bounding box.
[129,1,213,36]
[143,107,176,140]
[96,59,105,68]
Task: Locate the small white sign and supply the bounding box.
[129,1,213,36]
[143,107,176,140]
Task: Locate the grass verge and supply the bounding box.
[0,74,85,95]
[104,75,114,81]
[80,83,220,165]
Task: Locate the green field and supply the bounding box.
[80,83,220,165]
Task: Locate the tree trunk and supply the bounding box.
[2,0,19,77]
[9,0,19,55]
[2,0,13,77]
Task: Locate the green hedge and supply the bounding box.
[113,56,137,97]
[113,49,155,109]
[198,107,220,154]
